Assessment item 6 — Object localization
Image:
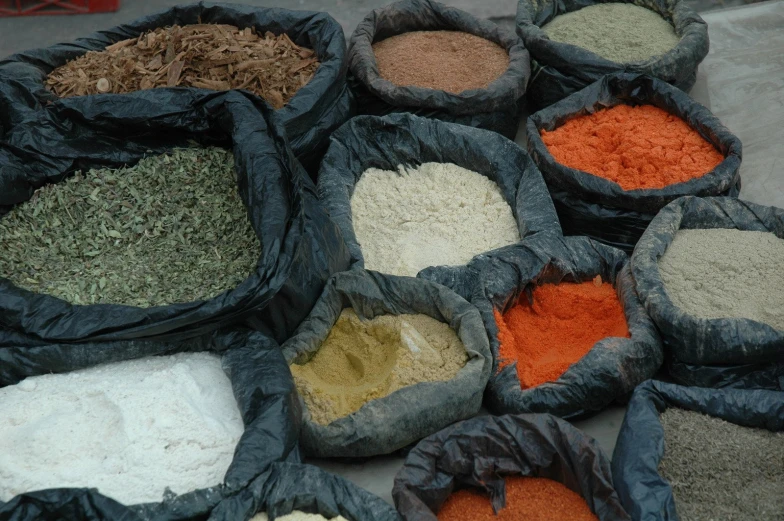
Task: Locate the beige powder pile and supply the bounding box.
[290,308,468,425]
[250,512,349,521]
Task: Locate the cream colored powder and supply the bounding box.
[250,511,349,521]
[290,309,468,426]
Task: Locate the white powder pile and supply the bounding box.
[350,162,520,276]
[658,228,784,330]
[0,352,244,505]
[251,512,349,521]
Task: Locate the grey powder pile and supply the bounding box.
[658,228,784,331]
[543,3,680,63]
[659,408,784,521]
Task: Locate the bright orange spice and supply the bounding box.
[540,104,724,190]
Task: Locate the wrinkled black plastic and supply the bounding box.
[392,413,631,521]
[611,380,784,521]
[348,0,530,139]
[517,0,709,111]
[527,73,742,253]
[0,329,302,521]
[631,196,784,373]
[0,1,354,173]
[317,112,561,273]
[208,463,401,521]
[282,269,492,458]
[0,90,350,346]
[668,358,784,391]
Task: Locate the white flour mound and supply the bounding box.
[351,162,520,276]
[0,352,244,505]
[251,511,349,521]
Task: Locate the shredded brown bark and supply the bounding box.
[46,24,320,109]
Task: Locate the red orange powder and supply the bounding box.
[540,104,724,191]
[437,476,599,521]
[494,280,630,389]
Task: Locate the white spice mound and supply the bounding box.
[0,352,244,505]
[350,162,520,277]
[251,512,350,521]
[658,228,784,331]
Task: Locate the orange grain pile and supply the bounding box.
[437,476,599,521]
[372,30,508,94]
[540,104,724,190]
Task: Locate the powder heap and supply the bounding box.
[290,308,468,425]
[540,104,724,191]
[659,408,784,520]
[494,278,630,388]
[542,3,681,63]
[0,352,244,505]
[351,162,520,277]
[372,30,508,93]
[658,228,784,331]
[437,476,599,521]
[251,512,349,521]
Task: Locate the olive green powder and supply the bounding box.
[0,147,260,307]
[543,3,681,63]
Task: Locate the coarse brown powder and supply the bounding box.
[372,30,509,94]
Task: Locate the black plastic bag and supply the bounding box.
[208,462,401,521]
[0,329,302,521]
[0,90,350,346]
[281,269,492,458]
[526,73,742,253]
[347,0,530,139]
[0,1,354,174]
[668,358,784,391]
[611,379,784,521]
[517,0,709,111]
[392,413,631,521]
[317,112,561,275]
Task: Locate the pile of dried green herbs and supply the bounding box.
[0,147,260,307]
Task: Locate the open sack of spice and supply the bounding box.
[526,72,742,253]
[517,0,708,111]
[612,380,784,521]
[631,196,784,391]
[280,268,491,458]
[0,1,354,174]
[0,328,302,521]
[393,413,630,521]
[347,0,529,139]
[317,112,560,279]
[0,90,349,347]
[208,462,401,521]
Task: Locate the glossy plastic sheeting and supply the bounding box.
[208,463,401,521]
[0,329,302,521]
[668,358,784,391]
[0,90,350,346]
[611,380,784,521]
[393,413,631,521]
[348,0,529,139]
[526,73,742,253]
[0,1,354,174]
[631,196,784,387]
[317,112,561,274]
[281,269,491,458]
[517,0,708,111]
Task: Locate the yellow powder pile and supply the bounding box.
[290,309,468,426]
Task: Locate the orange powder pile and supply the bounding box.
[540,104,724,190]
[494,279,630,389]
[437,476,599,521]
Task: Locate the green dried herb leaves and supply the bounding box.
[0,147,260,307]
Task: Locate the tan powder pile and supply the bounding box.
[372,30,508,93]
[251,512,349,521]
[290,308,468,426]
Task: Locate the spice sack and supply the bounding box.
[348,0,530,139]
[0,1,354,174]
[317,112,560,278]
[393,413,630,521]
[517,0,709,111]
[208,463,400,521]
[0,91,349,346]
[281,269,491,458]
[527,73,742,253]
[0,329,302,521]
[612,380,784,521]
